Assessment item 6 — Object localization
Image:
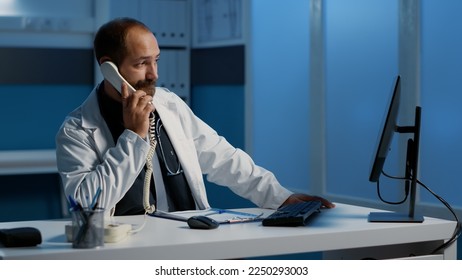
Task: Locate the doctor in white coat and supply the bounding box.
[55,18,334,216]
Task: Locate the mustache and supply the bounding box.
[134,79,156,90]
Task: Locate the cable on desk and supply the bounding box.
[129,212,149,234]
[381,170,461,255]
[416,179,461,255]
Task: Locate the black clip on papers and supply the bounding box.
[0,227,42,247]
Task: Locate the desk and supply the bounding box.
[0,203,457,260]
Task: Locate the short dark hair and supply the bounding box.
[93,17,151,66]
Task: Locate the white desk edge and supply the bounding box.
[0,203,457,260]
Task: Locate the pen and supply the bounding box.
[204,209,226,216]
[68,195,82,212]
[223,213,264,224]
[152,210,189,222]
[210,208,260,217]
[90,187,102,210]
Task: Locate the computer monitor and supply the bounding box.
[368,75,424,223]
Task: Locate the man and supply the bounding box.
[56,17,334,216]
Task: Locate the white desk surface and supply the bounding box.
[0,203,457,260]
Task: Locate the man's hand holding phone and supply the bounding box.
[121,83,155,139]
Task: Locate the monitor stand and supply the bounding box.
[369,107,424,224]
[368,212,424,223]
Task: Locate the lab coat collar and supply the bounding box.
[79,85,114,157]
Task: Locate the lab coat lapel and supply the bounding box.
[80,88,114,160]
[154,94,207,209]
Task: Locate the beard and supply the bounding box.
[134,79,156,96]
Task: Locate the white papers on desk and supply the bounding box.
[152,208,267,224]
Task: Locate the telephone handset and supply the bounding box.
[100,61,157,214]
[100,61,136,95]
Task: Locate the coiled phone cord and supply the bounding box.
[131,113,157,234]
[143,113,157,215]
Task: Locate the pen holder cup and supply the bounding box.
[70,207,104,249]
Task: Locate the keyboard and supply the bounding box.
[262,200,322,227]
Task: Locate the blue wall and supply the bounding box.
[0,84,90,222]
[420,0,462,206]
[250,0,311,192]
[191,85,254,209]
[0,85,90,150]
[325,0,399,200]
[191,85,245,150]
[249,0,462,259]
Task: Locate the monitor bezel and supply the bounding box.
[369,75,401,183]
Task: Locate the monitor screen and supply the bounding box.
[369,75,401,183]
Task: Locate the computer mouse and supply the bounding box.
[187,215,220,230]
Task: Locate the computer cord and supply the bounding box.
[375,171,409,205]
[380,170,461,255]
[416,178,461,254]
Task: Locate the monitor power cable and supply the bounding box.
[380,170,461,255]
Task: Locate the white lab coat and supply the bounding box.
[56,86,292,215]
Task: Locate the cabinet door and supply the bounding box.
[140,0,189,47]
